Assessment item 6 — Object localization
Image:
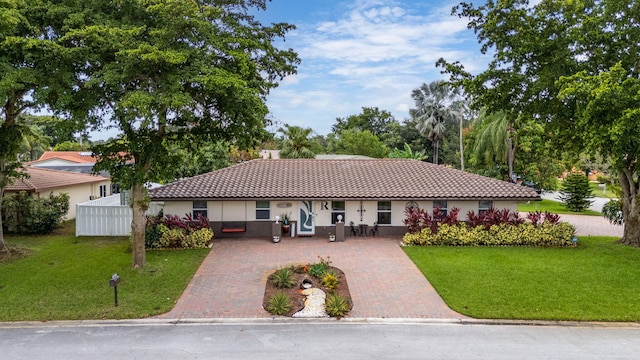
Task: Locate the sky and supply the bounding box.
[89,0,488,141]
[254,0,489,136]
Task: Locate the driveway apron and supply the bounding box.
[158,236,465,319]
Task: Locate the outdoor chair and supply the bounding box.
[369,222,379,237]
[349,221,358,236]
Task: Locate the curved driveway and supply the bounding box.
[158,236,466,320]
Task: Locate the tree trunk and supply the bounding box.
[459,117,465,171]
[130,183,149,268]
[433,140,440,165]
[0,184,7,253]
[507,137,514,182]
[619,170,640,247]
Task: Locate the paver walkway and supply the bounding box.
[158,236,466,319]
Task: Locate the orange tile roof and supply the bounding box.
[150,159,540,201]
[6,167,108,193]
[32,151,97,164]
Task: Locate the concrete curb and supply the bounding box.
[2,317,639,329]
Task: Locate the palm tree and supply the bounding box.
[19,124,51,162]
[388,143,427,160]
[471,110,517,181]
[410,81,463,165]
[277,124,316,159]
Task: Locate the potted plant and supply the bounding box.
[281,212,291,235]
[328,232,336,242]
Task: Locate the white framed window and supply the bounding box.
[99,185,107,198]
[479,200,493,214]
[377,201,391,225]
[255,201,270,220]
[331,201,345,224]
[192,200,208,219]
[433,200,448,217]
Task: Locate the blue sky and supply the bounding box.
[88,0,487,141]
[255,0,488,136]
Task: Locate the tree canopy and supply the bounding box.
[438,0,640,246]
[61,0,299,267]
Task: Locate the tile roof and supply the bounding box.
[149,159,540,201]
[6,167,108,193]
[31,151,97,164]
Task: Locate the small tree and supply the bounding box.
[559,172,594,212]
[602,200,624,226]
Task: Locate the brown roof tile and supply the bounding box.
[149,159,540,201]
[6,167,108,193]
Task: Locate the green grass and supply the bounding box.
[517,199,601,215]
[588,182,619,199]
[0,223,208,321]
[404,236,640,321]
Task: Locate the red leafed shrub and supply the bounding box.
[527,211,561,227]
[466,208,524,230]
[404,207,461,234]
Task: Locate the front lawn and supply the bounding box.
[404,236,640,321]
[517,199,601,215]
[0,224,208,321]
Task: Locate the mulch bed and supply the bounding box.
[262,264,353,317]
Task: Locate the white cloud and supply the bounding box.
[264,0,487,136]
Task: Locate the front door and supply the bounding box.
[298,201,315,236]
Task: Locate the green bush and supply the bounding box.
[145,215,212,249]
[602,200,623,225]
[270,266,296,289]
[266,291,292,315]
[402,222,576,247]
[321,273,339,292]
[307,256,332,278]
[1,191,69,235]
[325,293,350,318]
[559,172,594,212]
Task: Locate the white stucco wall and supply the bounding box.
[36,179,111,219]
[159,199,521,226]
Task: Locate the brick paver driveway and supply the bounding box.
[159,236,465,319]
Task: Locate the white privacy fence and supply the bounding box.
[75,194,163,236]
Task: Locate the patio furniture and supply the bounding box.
[369,222,379,237]
[359,223,368,236]
[349,221,358,236]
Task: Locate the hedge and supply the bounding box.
[402,222,576,247]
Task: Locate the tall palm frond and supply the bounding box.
[410,81,463,165]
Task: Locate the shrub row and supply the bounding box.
[402,222,576,247]
[145,212,212,249]
[1,191,69,235]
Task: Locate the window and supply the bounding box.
[331,201,345,224]
[377,201,391,225]
[192,200,208,219]
[99,185,107,198]
[479,200,493,214]
[255,201,270,220]
[433,200,448,217]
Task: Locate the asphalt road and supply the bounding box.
[2,320,639,360]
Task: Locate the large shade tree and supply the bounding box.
[409,81,464,165]
[438,0,640,246]
[64,0,299,267]
[0,0,80,252]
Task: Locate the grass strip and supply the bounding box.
[517,199,601,216]
[0,233,208,321]
[404,236,640,321]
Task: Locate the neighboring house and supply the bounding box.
[28,150,115,189]
[149,159,540,238]
[5,167,111,219]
